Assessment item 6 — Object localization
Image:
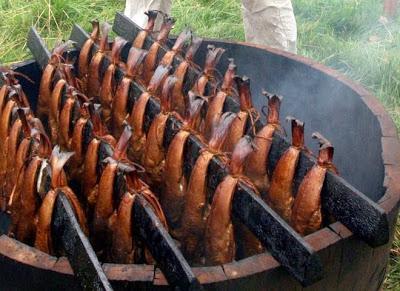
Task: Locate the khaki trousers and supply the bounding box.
[124,0,297,53]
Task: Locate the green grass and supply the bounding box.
[1,0,399,288]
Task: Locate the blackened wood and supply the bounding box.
[133,195,203,290]
[323,173,389,247]
[0,212,10,235]
[27,27,51,69]
[69,24,323,286]
[111,12,390,248]
[52,193,113,291]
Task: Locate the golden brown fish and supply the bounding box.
[205,136,262,265]
[142,76,177,185]
[178,112,236,261]
[143,16,175,84]
[192,45,225,97]
[266,117,303,222]
[171,36,202,116]
[291,133,338,235]
[87,23,111,97]
[78,20,100,80]
[223,76,259,153]
[203,58,236,140]
[161,93,206,229]
[99,37,127,124]
[245,93,282,193]
[132,11,159,49]
[127,65,171,162]
[112,47,148,137]
[159,29,191,67]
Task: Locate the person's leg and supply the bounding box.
[124,0,172,29]
[241,0,297,53]
[383,0,398,18]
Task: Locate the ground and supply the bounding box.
[0,0,399,288]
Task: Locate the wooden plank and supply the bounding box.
[52,193,113,291]
[27,27,51,69]
[133,195,202,290]
[69,24,323,286]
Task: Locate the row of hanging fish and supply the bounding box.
[0,10,338,266]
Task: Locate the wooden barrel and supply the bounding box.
[0,39,399,290]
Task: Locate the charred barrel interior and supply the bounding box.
[0,11,399,291]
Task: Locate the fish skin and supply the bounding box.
[223,111,248,153]
[266,146,299,222]
[0,100,17,196]
[127,92,150,162]
[58,98,75,149]
[15,157,42,244]
[38,65,56,119]
[142,113,169,184]
[49,79,66,144]
[70,116,89,179]
[161,130,191,228]
[204,91,228,141]
[4,119,22,199]
[204,175,237,265]
[179,150,214,260]
[291,165,326,235]
[111,192,136,263]
[244,124,275,193]
[112,77,130,137]
[93,162,117,247]
[78,20,100,79]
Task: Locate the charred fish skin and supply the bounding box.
[267,117,303,222]
[291,133,337,236]
[245,93,282,193]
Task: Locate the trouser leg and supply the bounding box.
[241,0,297,53]
[124,0,172,29]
